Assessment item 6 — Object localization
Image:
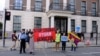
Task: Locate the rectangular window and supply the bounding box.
[92,21,97,32]
[81,1,86,15]
[71,19,75,31]
[14,0,23,10]
[13,16,21,32]
[34,0,42,11]
[91,2,96,16]
[34,17,42,28]
[69,0,75,12]
[52,0,60,10]
[81,20,86,33]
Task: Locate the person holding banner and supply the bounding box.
[61,33,68,51]
[68,31,81,51]
[55,30,61,51]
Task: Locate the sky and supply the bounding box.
[0,0,5,11]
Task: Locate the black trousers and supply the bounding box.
[20,39,26,53]
[62,41,66,51]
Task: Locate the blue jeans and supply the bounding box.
[71,45,76,51]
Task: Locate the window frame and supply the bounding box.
[92,21,97,33]
[81,1,87,16]
[34,0,42,12]
[91,2,97,16]
[14,0,23,10]
[71,19,75,31]
[69,0,75,12]
[34,17,42,28]
[81,20,87,33]
[13,16,21,32]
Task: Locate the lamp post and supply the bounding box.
[96,24,98,45]
[2,9,6,47]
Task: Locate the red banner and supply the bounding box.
[33,28,56,42]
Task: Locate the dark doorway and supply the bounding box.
[54,16,68,35]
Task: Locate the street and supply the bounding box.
[0,39,100,56]
[0,47,100,56]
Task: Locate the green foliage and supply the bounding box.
[0,22,2,29]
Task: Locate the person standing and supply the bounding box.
[70,31,78,51]
[70,38,76,51]
[81,32,85,40]
[10,31,17,51]
[19,29,27,54]
[55,30,61,51]
[90,32,93,40]
[61,33,68,51]
[29,32,34,54]
[26,30,30,43]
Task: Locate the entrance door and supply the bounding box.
[54,16,68,34]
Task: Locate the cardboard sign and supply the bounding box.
[33,28,56,42]
[75,26,81,33]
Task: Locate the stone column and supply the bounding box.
[68,17,71,32]
[46,0,50,12]
[51,16,54,28]
[26,0,31,11]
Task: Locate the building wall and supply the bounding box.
[5,0,100,33]
[68,0,100,16]
[6,10,49,32]
[70,15,100,33]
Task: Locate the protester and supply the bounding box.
[61,33,68,51]
[26,30,30,43]
[10,31,17,51]
[70,31,79,51]
[90,32,93,40]
[55,30,61,51]
[85,37,91,46]
[81,32,85,41]
[70,38,76,51]
[29,32,34,54]
[19,29,27,54]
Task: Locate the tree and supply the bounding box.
[0,22,2,29]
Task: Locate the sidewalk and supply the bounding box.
[0,39,100,50]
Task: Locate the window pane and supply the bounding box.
[81,1,86,6]
[34,17,42,28]
[13,16,21,32]
[71,19,75,31]
[35,0,42,11]
[81,20,86,32]
[92,21,97,32]
[14,0,23,10]
[81,1,86,15]
[53,0,60,3]
[91,2,96,16]
[69,0,75,12]
[53,4,60,10]
[92,2,96,8]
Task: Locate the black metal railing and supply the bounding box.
[91,12,99,17]
[33,7,44,12]
[49,3,71,11]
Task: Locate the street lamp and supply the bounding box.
[96,24,98,45]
